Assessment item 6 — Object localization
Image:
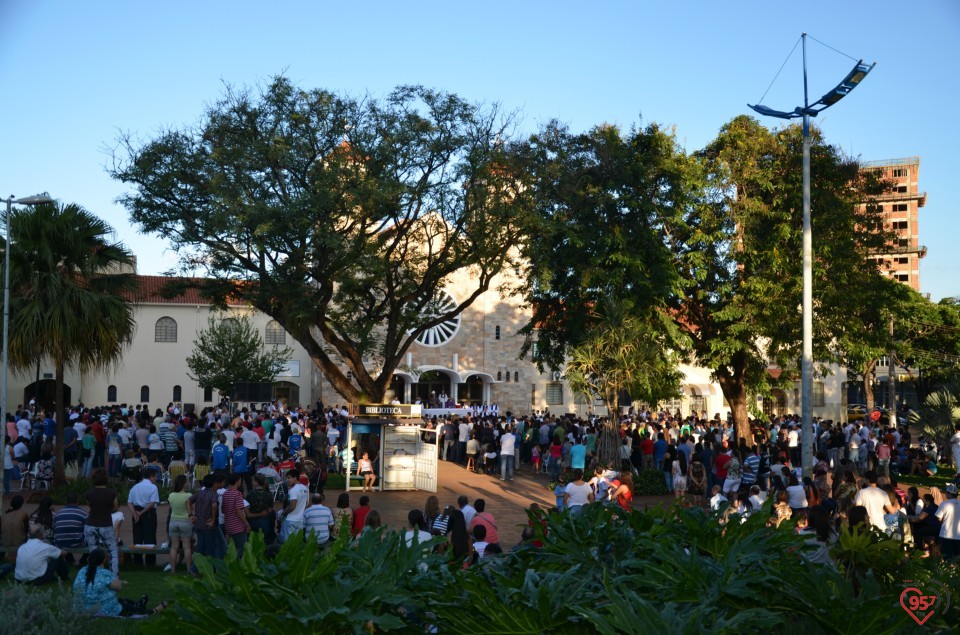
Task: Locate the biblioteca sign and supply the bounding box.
[350,403,423,418]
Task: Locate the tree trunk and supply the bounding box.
[595,420,621,470]
[717,371,750,446]
[54,363,66,485]
[863,359,877,411]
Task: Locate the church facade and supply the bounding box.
[6,270,846,423]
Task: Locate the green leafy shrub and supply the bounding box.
[145,529,448,635]
[0,583,96,635]
[143,501,934,634]
[634,469,668,495]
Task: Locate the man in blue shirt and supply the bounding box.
[232,445,251,491]
[212,436,230,471]
[653,433,668,471]
[42,413,57,443]
[288,426,303,456]
[570,438,587,471]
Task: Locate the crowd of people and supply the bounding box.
[2,398,960,618]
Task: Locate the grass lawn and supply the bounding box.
[2,565,180,634]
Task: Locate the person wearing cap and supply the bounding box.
[935,483,960,560]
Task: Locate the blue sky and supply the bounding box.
[1,1,958,299]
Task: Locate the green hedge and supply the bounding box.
[634,469,669,495]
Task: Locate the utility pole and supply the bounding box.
[888,316,897,428]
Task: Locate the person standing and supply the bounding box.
[127,467,161,566]
[499,426,516,482]
[84,469,120,576]
[853,471,889,531]
[936,483,960,560]
[189,474,220,562]
[166,474,193,574]
[951,425,960,475]
[280,469,309,542]
[457,418,470,465]
[221,474,250,557]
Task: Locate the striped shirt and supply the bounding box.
[303,505,334,543]
[741,454,760,485]
[53,506,87,548]
[222,488,247,536]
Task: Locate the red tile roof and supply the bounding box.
[131,276,213,305]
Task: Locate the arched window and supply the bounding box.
[107,385,117,402]
[203,386,213,402]
[265,320,286,345]
[173,385,182,402]
[140,385,150,402]
[505,371,511,382]
[514,372,519,383]
[496,371,502,381]
[495,325,500,340]
[155,317,177,342]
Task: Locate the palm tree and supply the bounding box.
[3,202,137,482]
[564,296,683,468]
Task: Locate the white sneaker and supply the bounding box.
[159,541,169,549]
[163,564,172,572]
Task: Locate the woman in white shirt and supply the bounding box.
[357,452,376,492]
[785,474,809,512]
[404,509,433,547]
[562,469,595,514]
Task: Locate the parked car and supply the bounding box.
[846,404,889,424]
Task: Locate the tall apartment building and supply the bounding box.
[861,157,927,291]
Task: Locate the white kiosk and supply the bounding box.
[345,404,438,493]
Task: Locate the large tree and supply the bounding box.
[186,313,293,398]
[517,121,689,373]
[113,78,526,404]
[670,116,890,442]
[4,202,137,482]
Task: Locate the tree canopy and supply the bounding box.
[517,121,688,372]
[521,114,893,443]
[670,116,890,441]
[186,314,293,397]
[113,77,527,404]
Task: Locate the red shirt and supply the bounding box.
[90,421,106,445]
[352,505,370,537]
[715,453,731,479]
[469,512,500,544]
[222,488,247,536]
[640,439,655,456]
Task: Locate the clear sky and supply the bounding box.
[1,1,957,299]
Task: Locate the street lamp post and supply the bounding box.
[2,193,53,491]
[749,33,874,477]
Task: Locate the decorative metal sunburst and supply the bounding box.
[414,292,461,347]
